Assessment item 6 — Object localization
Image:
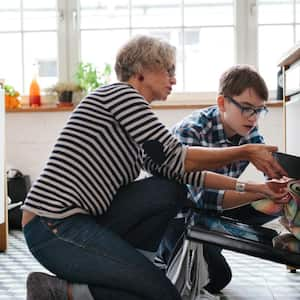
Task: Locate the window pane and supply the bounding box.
[297,25,300,40]
[0,1,20,9]
[79,1,236,93]
[0,33,22,92]
[80,0,102,8]
[23,10,57,31]
[81,30,130,82]
[184,0,233,26]
[0,11,21,31]
[184,27,234,92]
[23,0,56,9]
[23,32,58,91]
[78,2,236,94]
[297,0,300,22]
[258,25,294,91]
[80,0,129,29]
[131,1,181,28]
[258,0,293,24]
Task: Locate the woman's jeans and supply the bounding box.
[23,176,187,300]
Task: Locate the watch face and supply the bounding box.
[273,152,300,179]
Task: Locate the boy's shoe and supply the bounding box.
[196,288,221,300]
[26,272,68,300]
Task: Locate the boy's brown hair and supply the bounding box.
[218,64,268,101]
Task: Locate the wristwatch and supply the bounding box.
[235,181,246,192]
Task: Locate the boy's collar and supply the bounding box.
[227,134,242,146]
[215,106,243,145]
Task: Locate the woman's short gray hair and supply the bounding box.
[115,35,176,81]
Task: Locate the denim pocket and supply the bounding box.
[22,215,38,232]
[23,216,57,253]
[40,217,65,234]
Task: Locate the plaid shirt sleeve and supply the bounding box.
[171,111,224,211]
[188,185,224,211]
[171,108,265,212]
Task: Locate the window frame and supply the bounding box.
[1,0,300,105]
[67,0,261,105]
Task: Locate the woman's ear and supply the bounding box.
[138,74,144,81]
[217,95,226,112]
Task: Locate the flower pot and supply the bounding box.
[58,91,73,107]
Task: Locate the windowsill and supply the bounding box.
[6,104,75,113]
[5,98,283,113]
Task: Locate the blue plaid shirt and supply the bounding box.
[171,105,264,212]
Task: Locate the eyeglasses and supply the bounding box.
[166,65,176,78]
[225,96,268,118]
[155,59,176,78]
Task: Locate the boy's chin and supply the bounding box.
[236,128,251,137]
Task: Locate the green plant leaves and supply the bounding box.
[75,62,112,92]
[4,85,16,96]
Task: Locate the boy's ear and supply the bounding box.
[217,95,226,112]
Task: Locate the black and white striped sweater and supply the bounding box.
[22,83,204,218]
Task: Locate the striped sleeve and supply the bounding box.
[143,153,205,188]
[104,84,187,175]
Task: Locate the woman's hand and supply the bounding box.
[244,144,288,179]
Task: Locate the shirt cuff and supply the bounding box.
[216,190,225,212]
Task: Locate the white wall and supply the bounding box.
[5,106,284,184]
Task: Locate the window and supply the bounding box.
[0,0,57,94]
[0,0,299,101]
[79,0,235,94]
[257,0,300,91]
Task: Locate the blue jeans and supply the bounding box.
[23,177,187,300]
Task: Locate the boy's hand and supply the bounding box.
[252,177,290,200]
[266,177,291,203]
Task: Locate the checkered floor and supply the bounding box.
[1,231,300,300]
[222,250,300,300]
[0,231,46,300]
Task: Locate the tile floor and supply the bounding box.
[0,231,45,300]
[221,250,300,300]
[0,230,300,300]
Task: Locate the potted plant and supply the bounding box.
[4,84,21,109]
[75,62,112,93]
[48,82,82,107]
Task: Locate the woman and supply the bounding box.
[22,35,286,300]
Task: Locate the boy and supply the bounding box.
[158,64,276,293]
